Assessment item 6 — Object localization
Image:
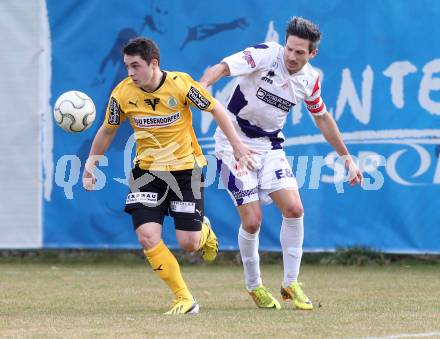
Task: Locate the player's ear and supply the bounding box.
[151,58,159,68]
[309,49,318,59]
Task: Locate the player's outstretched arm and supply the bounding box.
[313,112,363,186]
[82,125,118,190]
[199,62,230,88]
[210,100,258,170]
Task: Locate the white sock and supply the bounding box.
[280,216,304,288]
[238,226,262,291]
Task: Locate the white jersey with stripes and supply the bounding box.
[214,41,326,153]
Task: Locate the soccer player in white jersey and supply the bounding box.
[200,17,363,310]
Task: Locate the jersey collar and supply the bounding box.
[140,70,167,93]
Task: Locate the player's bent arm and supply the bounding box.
[199,62,230,88]
[83,125,118,190]
[313,112,363,185]
[210,100,257,170]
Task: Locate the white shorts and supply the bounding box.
[216,149,298,206]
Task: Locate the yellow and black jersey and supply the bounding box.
[103,71,216,171]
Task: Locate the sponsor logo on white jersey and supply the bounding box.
[256,87,294,112]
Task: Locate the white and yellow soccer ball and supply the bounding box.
[53,90,96,132]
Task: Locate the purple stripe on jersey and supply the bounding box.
[216,158,244,205]
[252,44,269,49]
[227,85,284,149]
[227,85,248,115]
[236,116,283,149]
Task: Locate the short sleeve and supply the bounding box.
[222,42,277,77]
[102,89,126,128]
[181,73,216,112]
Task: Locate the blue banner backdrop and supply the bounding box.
[45,0,440,252]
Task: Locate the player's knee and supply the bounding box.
[282,204,304,218]
[178,238,199,253]
[242,215,262,234]
[182,242,199,253]
[137,231,160,249]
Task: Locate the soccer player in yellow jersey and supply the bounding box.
[82,37,256,315]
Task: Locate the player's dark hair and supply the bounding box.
[123,37,160,65]
[285,17,321,52]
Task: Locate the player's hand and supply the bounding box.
[82,159,96,191]
[345,157,363,186]
[232,142,259,171]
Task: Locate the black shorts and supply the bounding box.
[124,166,204,231]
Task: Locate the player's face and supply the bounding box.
[124,54,158,88]
[283,35,317,74]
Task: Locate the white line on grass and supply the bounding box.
[365,332,440,339]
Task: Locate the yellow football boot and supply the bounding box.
[248,285,281,309]
[163,297,199,315]
[201,216,218,262]
[280,282,313,310]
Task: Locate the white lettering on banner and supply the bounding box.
[286,130,440,190]
[335,65,373,124]
[54,155,107,199]
[126,192,158,204]
[54,155,81,200]
[321,151,347,185]
[85,155,108,191]
[385,143,431,186]
[170,201,195,213]
[319,151,385,193]
[383,61,417,109]
[419,59,440,115]
[316,151,386,193]
[357,152,386,190]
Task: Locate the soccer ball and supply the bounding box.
[54,90,96,132]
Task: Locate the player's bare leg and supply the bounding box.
[175,216,218,262]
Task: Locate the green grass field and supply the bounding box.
[1,259,439,338]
